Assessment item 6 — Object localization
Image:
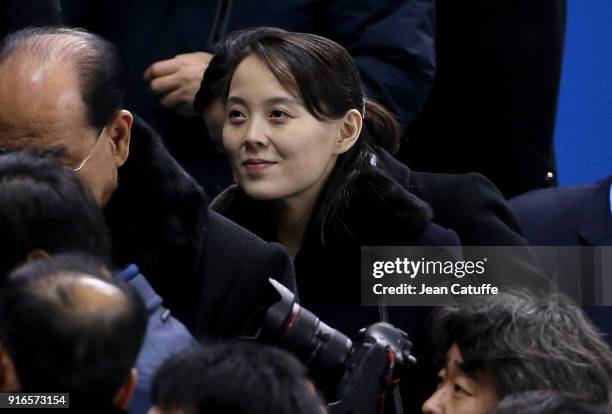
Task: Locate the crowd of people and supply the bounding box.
[0,1,609,414]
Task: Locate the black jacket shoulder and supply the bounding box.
[377,149,528,246]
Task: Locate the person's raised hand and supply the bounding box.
[144,51,214,117]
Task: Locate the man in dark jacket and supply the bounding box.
[60,0,436,195]
[0,27,295,339]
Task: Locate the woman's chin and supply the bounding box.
[241,184,284,201]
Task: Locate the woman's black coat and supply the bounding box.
[212,170,461,412]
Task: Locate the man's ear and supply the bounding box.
[113,368,137,410]
[0,343,20,392]
[106,110,133,168]
[334,109,362,155]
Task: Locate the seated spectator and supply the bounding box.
[0,150,196,413]
[0,254,147,412]
[489,390,610,414]
[150,341,326,414]
[205,28,460,412]
[422,293,612,414]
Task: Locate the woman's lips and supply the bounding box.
[242,159,277,172]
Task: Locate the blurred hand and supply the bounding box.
[144,51,214,117]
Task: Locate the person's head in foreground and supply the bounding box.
[422,292,612,414]
[0,149,111,280]
[0,26,132,206]
[0,254,147,409]
[149,340,326,414]
[489,390,611,414]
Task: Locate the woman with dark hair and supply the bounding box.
[212,29,459,302]
[210,28,460,413]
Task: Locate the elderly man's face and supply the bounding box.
[0,57,129,206]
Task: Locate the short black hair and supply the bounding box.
[151,340,326,414]
[0,26,127,131]
[490,391,611,414]
[0,254,147,403]
[0,150,112,281]
[431,293,612,405]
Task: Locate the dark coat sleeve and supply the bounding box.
[0,0,62,39]
[193,211,296,338]
[321,0,436,129]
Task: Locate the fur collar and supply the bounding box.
[104,117,209,274]
[211,167,433,246]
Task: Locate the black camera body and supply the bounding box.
[247,279,416,414]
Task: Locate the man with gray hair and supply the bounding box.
[0,27,295,338]
[422,293,612,414]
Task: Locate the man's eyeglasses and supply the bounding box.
[72,127,107,172]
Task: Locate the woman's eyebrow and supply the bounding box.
[264,96,300,106]
[226,95,247,106]
[226,96,299,106]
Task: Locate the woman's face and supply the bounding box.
[223,55,345,203]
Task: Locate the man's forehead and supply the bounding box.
[0,57,82,111]
[0,59,89,149]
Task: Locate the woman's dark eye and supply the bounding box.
[453,383,471,396]
[227,109,246,124]
[270,110,288,119]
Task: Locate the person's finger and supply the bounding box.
[149,75,180,95]
[159,88,185,110]
[144,58,181,81]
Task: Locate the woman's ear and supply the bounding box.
[334,109,362,154]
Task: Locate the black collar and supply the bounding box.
[104,116,209,277]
